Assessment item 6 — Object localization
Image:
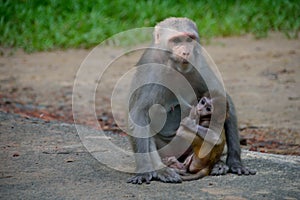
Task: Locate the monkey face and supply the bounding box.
[197,97,213,117]
[168,34,197,73]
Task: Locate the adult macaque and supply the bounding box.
[163,91,227,181]
[127,17,255,184]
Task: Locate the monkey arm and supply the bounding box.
[180,117,222,145]
[195,125,223,145]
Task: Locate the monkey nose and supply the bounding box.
[182,52,189,56]
[181,52,190,60]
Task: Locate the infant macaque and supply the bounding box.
[163,90,228,181]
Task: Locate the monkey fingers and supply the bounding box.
[188,106,198,119]
[180,117,197,133]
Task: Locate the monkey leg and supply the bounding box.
[224,94,256,175]
[127,137,182,184]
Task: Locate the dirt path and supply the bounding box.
[0,33,299,155]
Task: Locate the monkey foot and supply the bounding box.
[210,161,229,175]
[211,161,256,176]
[127,168,182,184]
[154,168,182,183]
[127,172,154,184]
[228,162,256,175]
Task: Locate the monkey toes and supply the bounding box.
[211,161,256,176]
[127,168,182,184]
[154,168,182,183]
[229,163,257,175]
[210,161,229,175]
[127,172,154,184]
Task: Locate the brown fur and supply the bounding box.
[166,91,228,181]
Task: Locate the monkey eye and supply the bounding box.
[200,98,206,105]
[206,106,211,112]
[172,37,181,44]
[186,37,193,42]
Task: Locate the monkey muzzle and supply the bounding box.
[182,59,189,65]
[170,54,193,73]
[179,60,193,73]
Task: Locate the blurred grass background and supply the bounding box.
[0,0,299,52]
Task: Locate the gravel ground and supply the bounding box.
[1,112,299,200]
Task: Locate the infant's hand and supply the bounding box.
[188,106,198,120]
[180,117,197,133]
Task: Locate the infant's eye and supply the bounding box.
[200,98,206,105]
[206,106,211,112]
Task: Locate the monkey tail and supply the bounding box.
[180,168,209,181]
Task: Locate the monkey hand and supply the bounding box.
[180,117,198,133]
[188,106,198,120]
[127,168,182,184]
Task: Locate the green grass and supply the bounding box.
[0,0,299,52]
